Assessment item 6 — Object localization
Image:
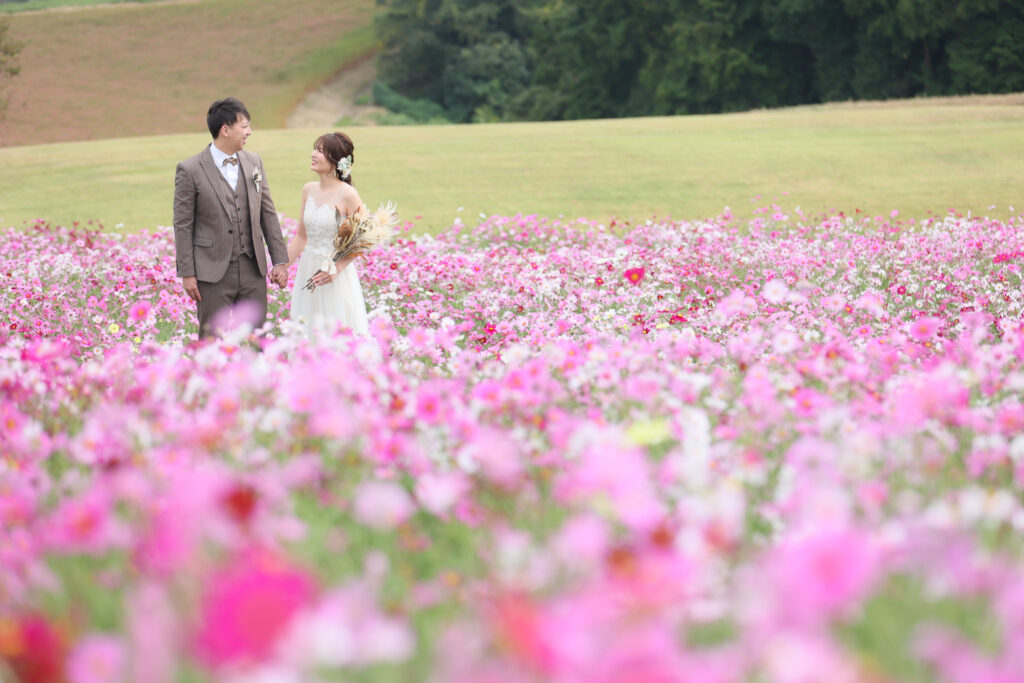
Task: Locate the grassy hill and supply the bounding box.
[0,0,171,13]
[0,0,377,146]
[2,96,1023,233]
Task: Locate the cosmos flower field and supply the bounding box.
[2,206,1024,682]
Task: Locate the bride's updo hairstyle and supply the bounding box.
[315,132,355,185]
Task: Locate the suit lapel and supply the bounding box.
[197,149,235,221]
[238,152,261,234]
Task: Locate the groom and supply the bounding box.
[173,97,289,338]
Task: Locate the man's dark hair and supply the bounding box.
[207,97,250,138]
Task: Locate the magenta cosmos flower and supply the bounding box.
[194,548,318,669]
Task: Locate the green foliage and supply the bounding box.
[638,0,812,115]
[442,34,530,122]
[840,574,1001,682]
[375,0,534,122]
[372,80,452,123]
[947,10,1024,94]
[375,0,1024,120]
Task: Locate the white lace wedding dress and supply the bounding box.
[290,197,369,335]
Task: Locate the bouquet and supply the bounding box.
[304,201,400,291]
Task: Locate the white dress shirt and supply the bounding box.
[208,143,239,189]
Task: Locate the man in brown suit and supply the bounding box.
[173,97,289,338]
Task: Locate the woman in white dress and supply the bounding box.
[287,132,369,335]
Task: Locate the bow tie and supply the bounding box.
[222,156,239,166]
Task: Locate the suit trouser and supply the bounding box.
[195,255,267,338]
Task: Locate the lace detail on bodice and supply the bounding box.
[303,197,339,260]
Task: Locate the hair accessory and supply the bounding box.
[336,155,353,179]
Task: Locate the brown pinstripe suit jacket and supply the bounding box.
[173,146,288,282]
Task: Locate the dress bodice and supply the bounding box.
[303,197,339,260]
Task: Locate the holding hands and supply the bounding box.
[270,264,288,288]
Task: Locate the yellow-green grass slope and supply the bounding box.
[0,0,377,146]
[2,96,1024,233]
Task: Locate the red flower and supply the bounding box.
[0,613,67,683]
[220,482,259,526]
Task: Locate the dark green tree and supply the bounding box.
[946,1,1024,93]
[519,0,676,120]
[374,0,1024,121]
[763,0,858,101]
[443,34,530,121]
[638,0,814,115]
[375,0,535,121]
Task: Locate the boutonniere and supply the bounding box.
[252,168,263,194]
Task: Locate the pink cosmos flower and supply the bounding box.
[353,481,415,530]
[195,549,318,668]
[772,330,801,354]
[126,582,177,683]
[908,316,941,341]
[67,634,126,683]
[714,290,756,319]
[415,471,471,516]
[624,267,645,285]
[460,429,524,489]
[557,432,663,531]
[415,385,445,424]
[764,527,881,627]
[488,593,558,675]
[127,300,152,323]
[552,514,610,567]
[584,627,691,683]
[407,325,434,351]
[49,490,125,554]
[209,300,262,336]
[762,279,788,304]
[791,387,829,418]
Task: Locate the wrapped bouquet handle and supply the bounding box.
[304,201,400,291]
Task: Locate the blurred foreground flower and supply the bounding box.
[195,549,318,669]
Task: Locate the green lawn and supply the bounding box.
[2,99,1023,233]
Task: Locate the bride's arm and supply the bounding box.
[334,191,365,269]
[287,187,310,264]
[331,191,364,270]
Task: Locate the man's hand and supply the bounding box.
[182,276,201,303]
[270,264,288,288]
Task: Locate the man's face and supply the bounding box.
[219,115,251,153]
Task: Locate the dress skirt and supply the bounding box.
[290,255,369,336]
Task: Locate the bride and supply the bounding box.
[287,132,369,335]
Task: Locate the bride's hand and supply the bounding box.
[311,270,336,288]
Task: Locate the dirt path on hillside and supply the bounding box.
[286,57,386,129]
[9,0,204,16]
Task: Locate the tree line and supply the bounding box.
[373,0,1024,123]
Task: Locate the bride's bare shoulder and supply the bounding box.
[332,183,362,214]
